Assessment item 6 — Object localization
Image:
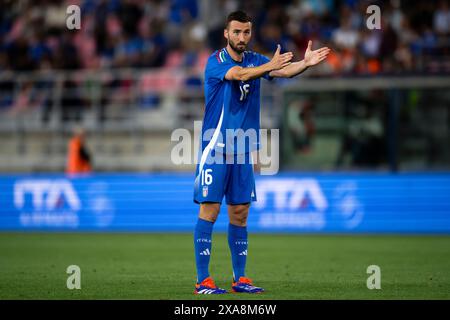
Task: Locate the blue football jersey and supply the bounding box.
[201,48,272,155]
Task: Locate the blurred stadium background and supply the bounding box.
[0,0,449,299]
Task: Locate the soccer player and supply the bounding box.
[193,10,330,294]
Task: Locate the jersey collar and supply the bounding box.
[224,47,245,64]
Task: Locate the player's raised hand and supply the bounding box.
[303,40,331,67]
[270,44,293,70]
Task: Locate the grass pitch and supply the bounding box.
[0,233,449,299]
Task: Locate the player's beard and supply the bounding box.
[228,39,247,54]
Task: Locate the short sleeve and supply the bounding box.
[205,53,236,81]
[256,53,273,81]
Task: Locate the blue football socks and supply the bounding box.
[194,218,214,283]
[228,223,248,281]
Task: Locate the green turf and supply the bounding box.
[0,233,449,299]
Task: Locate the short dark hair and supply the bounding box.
[226,10,252,27]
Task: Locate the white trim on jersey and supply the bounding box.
[195,105,224,187]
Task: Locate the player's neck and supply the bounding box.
[226,44,243,62]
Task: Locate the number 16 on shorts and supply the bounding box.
[201,169,213,197]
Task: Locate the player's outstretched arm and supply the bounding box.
[225,45,293,81]
[269,41,331,78]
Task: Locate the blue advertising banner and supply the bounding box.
[0,173,449,233]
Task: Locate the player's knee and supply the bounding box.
[231,214,248,226]
[229,204,249,226]
[200,212,219,223]
[199,203,220,223]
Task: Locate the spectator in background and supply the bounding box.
[0,0,448,79]
[332,18,359,51]
[66,127,92,175]
[433,0,450,35]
